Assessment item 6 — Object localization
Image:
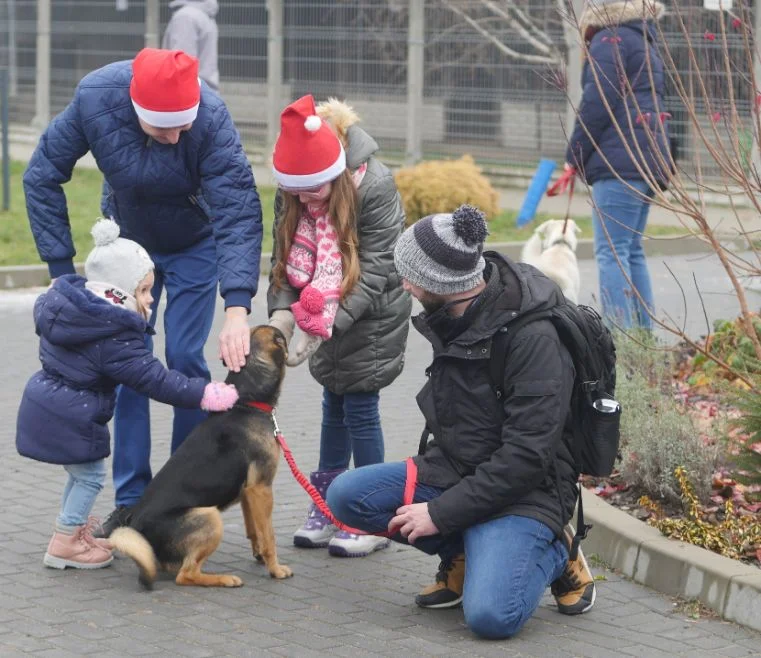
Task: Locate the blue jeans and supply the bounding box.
[57,460,107,530]
[112,236,217,507]
[327,462,568,639]
[318,388,384,471]
[592,178,655,330]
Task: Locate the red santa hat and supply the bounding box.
[272,95,346,190]
[130,48,201,128]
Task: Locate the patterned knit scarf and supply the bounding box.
[286,163,367,339]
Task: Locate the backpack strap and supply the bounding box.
[418,424,431,456]
[489,309,552,398]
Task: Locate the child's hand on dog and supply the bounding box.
[200,382,239,412]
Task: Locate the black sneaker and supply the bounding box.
[415,554,465,609]
[93,505,133,538]
[551,525,596,615]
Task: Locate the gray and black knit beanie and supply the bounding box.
[394,204,489,295]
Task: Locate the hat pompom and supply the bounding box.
[452,204,488,247]
[300,285,325,314]
[304,115,322,132]
[91,218,121,247]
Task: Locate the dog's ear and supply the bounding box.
[534,220,550,236]
[574,224,581,235]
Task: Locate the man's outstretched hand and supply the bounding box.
[388,502,439,544]
[219,306,250,372]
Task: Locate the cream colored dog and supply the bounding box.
[520,219,581,303]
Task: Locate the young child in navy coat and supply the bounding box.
[16,218,239,570]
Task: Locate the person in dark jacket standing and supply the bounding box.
[327,205,596,639]
[267,95,411,558]
[162,0,219,92]
[23,48,263,536]
[16,219,238,571]
[566,0,669,330]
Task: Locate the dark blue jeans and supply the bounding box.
[591,178,655,330]
[112,236,217,507]
[327,462,568,639]
[318,388,384,471]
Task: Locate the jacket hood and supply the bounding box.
[345,125,380,169]
[580,1,664,33]
[168,0,218,17]
[414,252,565,348]
[35,274,149,347]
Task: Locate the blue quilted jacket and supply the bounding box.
[566,20,671,188]
[24,60,262,310]
[16,275,207,465]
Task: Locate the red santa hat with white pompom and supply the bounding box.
[272,95,346,190]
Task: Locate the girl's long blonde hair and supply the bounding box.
[272,169,360,301]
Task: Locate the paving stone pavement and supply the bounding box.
[1,254,761,658]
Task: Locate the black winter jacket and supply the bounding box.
[413,253,579,538]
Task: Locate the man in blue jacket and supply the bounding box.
[24,47,263,536]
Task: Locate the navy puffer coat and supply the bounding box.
[24,60,262,310]
[16,275,207,465]
[566,18,671,188]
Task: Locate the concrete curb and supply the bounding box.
[0,235,741,291]
[580,489,761,632]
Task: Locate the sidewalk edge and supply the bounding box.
[579,488,761,632]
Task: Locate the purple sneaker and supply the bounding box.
[293,503,337,548]
[293,469,344,548]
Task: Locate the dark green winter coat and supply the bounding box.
[414,252,579,538]
[267,125,412,394]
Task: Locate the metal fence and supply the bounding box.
[0,0,757,178]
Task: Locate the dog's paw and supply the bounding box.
[221,575,244,587]
[270,564,293,579]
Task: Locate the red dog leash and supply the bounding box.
[244,401,417,537]
[546,166,576,235]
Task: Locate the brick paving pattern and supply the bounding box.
[1,254,760,657]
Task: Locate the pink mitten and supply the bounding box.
[200,382,239,412]
[291,285,330,339]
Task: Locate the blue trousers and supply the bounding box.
[592,178,655,330]
[112,237,217,507]
[57,459,107,530]
[327,462,568,639]
[318,388,384,471]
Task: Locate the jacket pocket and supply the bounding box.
[509,379,561,432]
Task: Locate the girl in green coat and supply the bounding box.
[267,95,411,557]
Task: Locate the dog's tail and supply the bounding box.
[109,527,158,590]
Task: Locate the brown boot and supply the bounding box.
[43,525,113,570]
[551,525,596,615]
[415,554,465,609]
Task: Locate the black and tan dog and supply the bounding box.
[110,325,293,588]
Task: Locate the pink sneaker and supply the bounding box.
[43,525,113,569]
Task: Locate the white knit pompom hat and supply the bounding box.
[84,218,154,296]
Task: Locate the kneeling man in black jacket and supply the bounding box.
[327,204,595,639]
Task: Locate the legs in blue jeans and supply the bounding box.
[592,178,655,330]
[57,460,107,530]
[327,461,462,559]
[319,388,384,471]
[112,237,217,507]
[327,463,568,638]
[463,515,567,639]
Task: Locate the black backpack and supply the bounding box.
[489,302,621,557]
